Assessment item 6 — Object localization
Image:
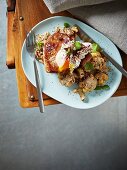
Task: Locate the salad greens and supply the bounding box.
[64,22,70,28]
[92,43,101,52]
[84,62,94,71]
[74,41,81,50]
[95,85,110,90]
[36,41,44,48]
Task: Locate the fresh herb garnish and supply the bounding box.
[64,22,70,28]
[74,41,81,50]
[37,41,44,48]
[66,48,71,55]
[84,62,94,71]
[95,85,110,90]
[92,43,101,52]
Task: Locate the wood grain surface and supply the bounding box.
[6,0,127,108]
[6,12,15,68]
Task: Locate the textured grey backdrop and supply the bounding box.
[0,1,127,170]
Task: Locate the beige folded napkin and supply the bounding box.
[43,0,113,13]
[69,1,127,53]
[44,0,127,54]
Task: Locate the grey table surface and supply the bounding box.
[0,1,127,170]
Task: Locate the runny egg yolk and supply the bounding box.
[55,41,92,72]
[56,48,67,68]
[56,44,70,72]
[58,59,69,72]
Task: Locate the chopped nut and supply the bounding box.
[71,26,78,33]
[95,73,108,86]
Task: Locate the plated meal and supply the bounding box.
[22,16,122,109]
[35,23,109,100]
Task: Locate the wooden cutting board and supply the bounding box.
[6,0,127,108]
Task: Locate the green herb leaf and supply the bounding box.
[102,85,110,90]
[64,22,70,28]
[74,41,81,50]
[84,62,94,71]
[37,41,44,48]
[66,48,71,55]
[92,43,101,52]
[95,86,102,90]
[95,85,110,90]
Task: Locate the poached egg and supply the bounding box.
[55,41,92,72]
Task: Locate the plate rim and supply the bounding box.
[21,16,122,109]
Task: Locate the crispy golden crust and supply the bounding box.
[43,32,72,73]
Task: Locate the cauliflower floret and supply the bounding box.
[74,74,97,100]
[91,52,108,72]
[79,74,97,92]
[91,52,102,58]
[76,68,85,79]
[71,26,78,33]
[56,26,78,36]
[95,72,108,86]
[73,88,85,101]
[58,72,75,87]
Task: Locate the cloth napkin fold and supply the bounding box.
[69,1,127,54]
[44,0,127,54]
[43,0,113,13]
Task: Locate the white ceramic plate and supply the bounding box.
[21,16,122,109]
